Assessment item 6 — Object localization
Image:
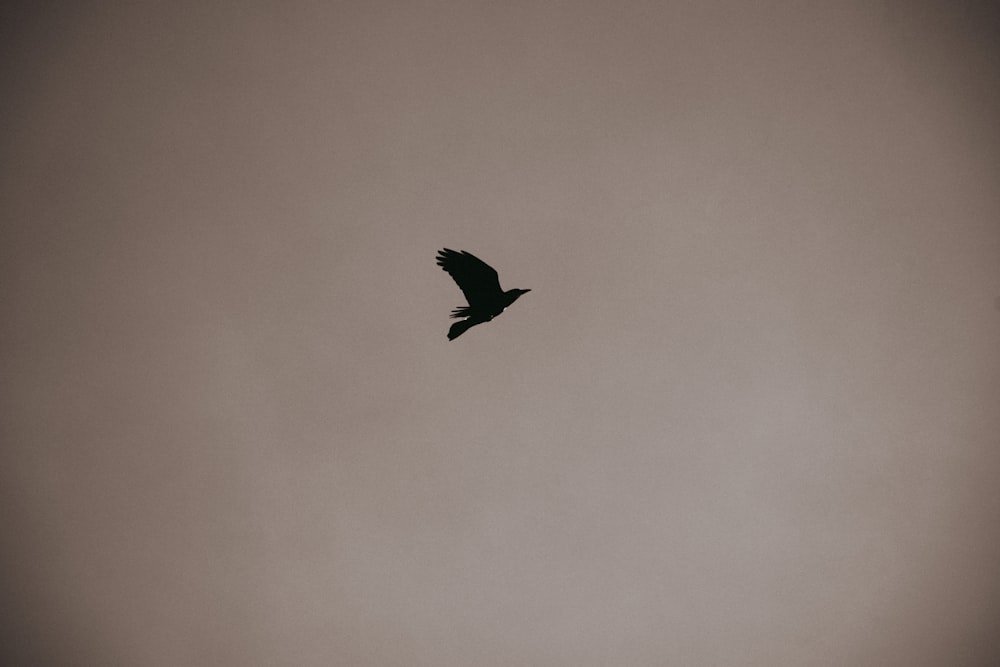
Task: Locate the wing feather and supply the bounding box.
[436,248,503,308]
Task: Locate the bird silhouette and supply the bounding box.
[436,248,531,340]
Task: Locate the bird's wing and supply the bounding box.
[436,248,503,307]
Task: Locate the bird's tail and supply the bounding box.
[447,319,475,341]
[450,306,471,319]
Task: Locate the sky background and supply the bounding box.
[2,1,999,665]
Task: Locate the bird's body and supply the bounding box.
[436,248,530,340]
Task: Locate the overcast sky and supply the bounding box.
[2,2,999,665]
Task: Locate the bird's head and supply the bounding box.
[502,287,531,309]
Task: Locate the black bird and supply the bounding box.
[436,248,531,340]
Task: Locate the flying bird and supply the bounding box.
[436,248,531,340]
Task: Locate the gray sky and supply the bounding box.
[2,2,999,665]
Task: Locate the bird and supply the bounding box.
[436,248,531,340]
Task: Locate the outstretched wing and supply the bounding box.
[436,248,503,308]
